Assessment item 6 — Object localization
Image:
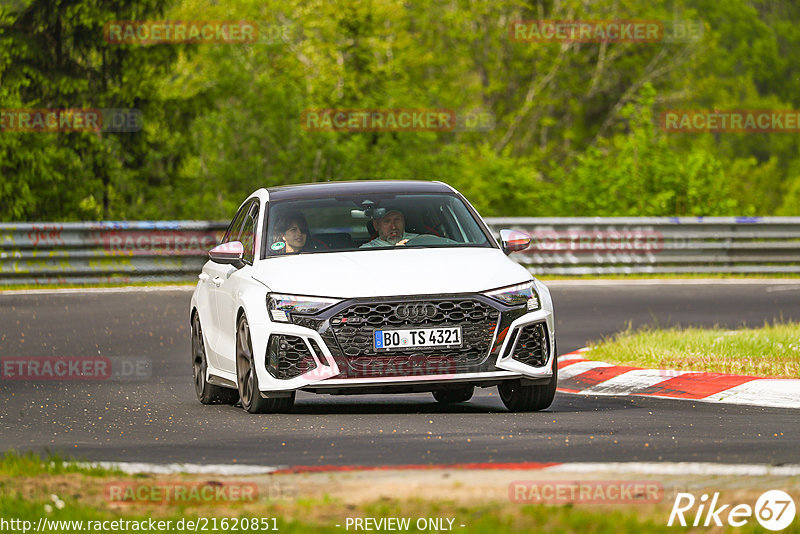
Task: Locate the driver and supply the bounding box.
[360,209,418,248]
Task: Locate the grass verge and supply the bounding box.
[587,322,800,378]
[0,451,121,477]
[2,452,798,533]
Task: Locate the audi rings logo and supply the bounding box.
[395,303,437,321]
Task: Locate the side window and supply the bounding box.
[222,200,252,244]
[240,202,259,264]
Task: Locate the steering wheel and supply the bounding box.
[402,234,458,246]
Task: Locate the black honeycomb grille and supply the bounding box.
[511,323,548,367]
[266,334,317,380]
[291,317,347,371]
[329,298,500,377]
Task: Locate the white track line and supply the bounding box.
[766,285,800,292]
[77,461,282,475]
[546,462,800,476]
[71,461,800,476]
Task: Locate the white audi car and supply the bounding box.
[190,181,557,413]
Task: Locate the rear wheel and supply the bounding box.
[498,349,558,412]
[236,315,295,414]
[191,313,238,405]
[432,386,474,404]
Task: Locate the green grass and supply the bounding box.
[1,490,796,533]
[353,500,679,534]
[1,452,797,532]
[0,492,697,534]
[0,450,120,477]
[587,322,800,378]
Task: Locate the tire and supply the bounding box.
[498,348,558,412]
[235,315,295,414]
[432,386,474,404]
[191,313,239,405]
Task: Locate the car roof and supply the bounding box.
[265,180,454,201]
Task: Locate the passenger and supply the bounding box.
[271,211,309,254]
[361,209,418,248]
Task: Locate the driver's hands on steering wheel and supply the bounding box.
[395,239,410,246]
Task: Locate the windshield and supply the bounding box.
[263,193,493,257]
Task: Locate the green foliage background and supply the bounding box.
[2,0,800,221]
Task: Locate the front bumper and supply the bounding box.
[253,293,555,393]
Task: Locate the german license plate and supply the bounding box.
[373,327,462,350]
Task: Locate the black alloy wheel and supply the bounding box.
[192,313,239,405]
[236,315,295,414]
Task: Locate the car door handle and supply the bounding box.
[198,273,210,282]
[212,276,224,287]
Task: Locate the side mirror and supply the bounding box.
[499,229,531,255]
[209,241,245,268]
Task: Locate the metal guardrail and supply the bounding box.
[491,217,800,275]
[0,221,227,285]
[1,217,800,284]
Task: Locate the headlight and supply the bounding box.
[267,293,341,323]
[483,281,540,311]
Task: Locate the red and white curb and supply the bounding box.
[557,349,800,409]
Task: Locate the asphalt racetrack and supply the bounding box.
[1,281,798,467]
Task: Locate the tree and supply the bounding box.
[0,0,192,221]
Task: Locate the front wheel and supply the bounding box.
[498,350,558,412]
[236,315,295,414]
[192,313,239,405]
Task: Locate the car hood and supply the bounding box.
[251,247,531,298]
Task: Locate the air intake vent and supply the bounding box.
[510,323,549,367]
[266,334,317,379]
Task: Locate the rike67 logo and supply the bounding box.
[668,490,796,531]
